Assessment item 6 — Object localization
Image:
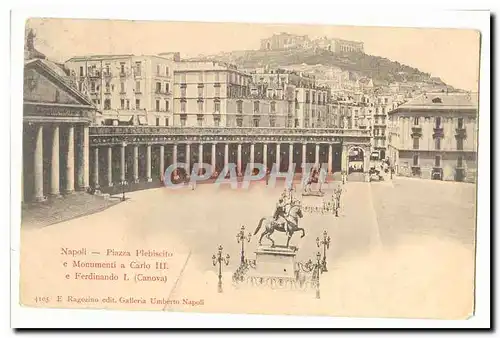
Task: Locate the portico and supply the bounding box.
[23,59,96,203]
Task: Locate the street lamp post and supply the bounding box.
[212,245,230,293]
[316,230,331,272]
[120,141,127,201]
[236,225,251,266]
[297,252,323,299]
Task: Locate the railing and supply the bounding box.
[89,126,372,137]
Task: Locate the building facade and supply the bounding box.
[387,92,478,182]
[313,37,365,54]
[64,54,175,127]
[260,33,310,51]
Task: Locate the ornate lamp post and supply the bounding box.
[212,245,230,293]
[236,225,252,266]
[316,230,331,272]
[297,252,323,299]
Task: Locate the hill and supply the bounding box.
[191,48,453,89]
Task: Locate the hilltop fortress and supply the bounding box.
[260,32,364,54]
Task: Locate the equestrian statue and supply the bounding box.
[253,188,305,248]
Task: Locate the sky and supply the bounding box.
[26,18,481,91]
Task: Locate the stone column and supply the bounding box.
[315,143,320,166]
[185,143,191,174]
[50,125,60,196]
[328,144,333,174]
[288,144,293,173]
[302,143,307,175]
[275,143,281,172]
[250,143,255,171]
[133,145,139,183]
[146,144,152,182]
[93,147,99,188]
[34,124,46,202]
[159,145,164,178]
[237,144,242,174]
[173,143,178,165]
[65,125,75,194]
[341,144,348,174]
[263,143,268,169]
[120,143,126,182]
[224,143,229,168]
[363,147,370,182]
[107,146,113,186]
[198,143,203,167]
[83,126,90,190]
[211,143,216,172]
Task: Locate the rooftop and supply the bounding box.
[389,92,479,113]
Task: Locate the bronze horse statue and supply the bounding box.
[253,203,305,248]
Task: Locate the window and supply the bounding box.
[306,91,310,103]
[413,154,419,166]
[214,100,220,113]
[253,119,259,127]
[165,83,170,93]
[457,156,463,168]
[104,99,111,110]
[198,86,203,97]
[78,82,82,91]
[271,101,276,113]
[120,99,125,109]
[198,101,203,113]
[413,137,419,150]
[165,67,169,76]
[384,98,388,104]
[120,63,125,74]
[105,64,110,75]
[435,155,441,167]
[197,117,203,127]
[156,82,162,93]
[156,65,161,76]
[214,119,220,127]
[270,119,276,127]
[457,138,463,151]
[180,87,186,97]
[120,82,125,93]
[165,100,169,111]
[79,66,83,77]
[180,118,186,127]
[458,118,464,129]
[215,86,220,97]
[435,137,441,150]
[237,101,243,114]
[413,117,420,126]
[105,82,110,93]
[90,81,96,92]
[181,101,186,113]
[156,100,160,112]
[435,117,441,128]
[236,119,242,127]
[165,118,169,126]
[156,117,160,126]
[126,100,130,109]
[253,101,259,113]
[215,72,220,82]
[135,81,141,92]
[135,62,141,76]
[135,99,140,109]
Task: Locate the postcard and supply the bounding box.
[16,16,482,322]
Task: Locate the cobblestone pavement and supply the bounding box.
[21,193,121,228]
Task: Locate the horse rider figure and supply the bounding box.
[273,197,290,233]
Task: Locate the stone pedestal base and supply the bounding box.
[133,178,140,184]
[34,195,47,203]
[146,177,152,183]
[249,245,298,278]
[48,193,63,199]
[108,182,114,187]
[364,173,370,182]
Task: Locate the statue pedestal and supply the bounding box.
[250,245,298,279]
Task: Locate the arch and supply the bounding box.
[266,42,271,50]
[347,146,365,174]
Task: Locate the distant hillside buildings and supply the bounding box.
[260,32,364,54]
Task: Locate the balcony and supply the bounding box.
[455,127,467,138]
[433,127,444,138]
[411,126,422,137]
